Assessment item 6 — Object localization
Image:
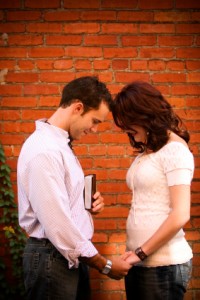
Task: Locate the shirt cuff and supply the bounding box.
[67,240,98,268]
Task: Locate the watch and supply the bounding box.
[135,247,147,261]
[101,259,112,274]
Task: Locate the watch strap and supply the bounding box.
[135,247,147,261]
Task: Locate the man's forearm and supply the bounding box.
[79,253,107,272]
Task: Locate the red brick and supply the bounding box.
[0,23,25,33]
[93,60,111,70]
[21,109,53,120]
[102,0,137,8]
[25,0,60,8]
[27,23,62,33]
[65,47,102,58]
[54,60,73,70]
[84,35,117,46]
[81,11,116,21]
[152,73,186,83]
[18,60,35,70]
[36,60,54,70]
[92,232,108,243]
[39,96,60,107]
[118,11,153,22]
[139,0,173,9]
[1,110,21,120]
[101,23,138,34]
[44,11,80,21]
[0,134,24,145]
[2,97,37,107]
[166,61,185,71]
[0,85,22,95]
[98,206,129,218]
[104,48,137,59]
[188,73,200,83]
[0,0,20,8]
[176,24,200,34]
[172,85,200,95]
[40,72,75,83]
[7,11,41,21]
[122,35,156,46]
[177,48,200,59]
[140,48,174,58]
[159,36,193,46]
[0,60,15,69]
[29,47,64,58]
[0,47,27,57]
[100,133,129,144]
[8,34,43,46]
[93,219,117,230]
[131,59,149,70]
[6,72,38,83]
[155,11,191,22]
[140,24,175,33]
[115,72,150,83]
[64,0,99,9]
[88,145,107,156]
[46,35,82,45]
[24,84,59,95]
[148,60,165,71]
[176,0,200,8]
[64,23,100,34]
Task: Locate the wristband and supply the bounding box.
[135,247,147,261]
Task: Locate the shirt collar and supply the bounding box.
[36,119,71,147]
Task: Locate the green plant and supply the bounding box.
[0,143,26,299]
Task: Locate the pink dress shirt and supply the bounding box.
[17,119,98,268]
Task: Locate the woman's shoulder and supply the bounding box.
[157,136,194,172]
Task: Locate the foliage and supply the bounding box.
[0,144,26,299]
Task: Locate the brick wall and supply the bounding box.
[0,0,200,299]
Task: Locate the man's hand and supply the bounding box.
[107,256,132,280]
[91,191,104,214]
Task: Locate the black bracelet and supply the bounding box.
[135,247,148,261]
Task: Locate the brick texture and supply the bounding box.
[0,0,199,299]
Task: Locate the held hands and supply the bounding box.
[90,191,104,214]
[107,255,132,280]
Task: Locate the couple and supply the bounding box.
[17,76,194,300]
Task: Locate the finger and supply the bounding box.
[92,191,100,199]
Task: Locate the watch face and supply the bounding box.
[102,260,112,274]
[102,266,110,274]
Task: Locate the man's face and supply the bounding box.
[69,101,110,140]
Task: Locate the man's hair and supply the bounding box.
[60,76,113,113]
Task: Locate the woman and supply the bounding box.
[112,81,194,300]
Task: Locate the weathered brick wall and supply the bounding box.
[0,0,199,299]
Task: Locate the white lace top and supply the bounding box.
[126,142,194,266]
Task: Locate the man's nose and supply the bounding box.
[91,124,98,133]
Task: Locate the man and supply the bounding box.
[17,76,131,300]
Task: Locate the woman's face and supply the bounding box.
[125,125,147,144]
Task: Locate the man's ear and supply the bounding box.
[72,101,84,115]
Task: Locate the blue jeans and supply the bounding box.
[23,237,91,300]
[125,260,192,300]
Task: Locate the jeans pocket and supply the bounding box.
[178,260,192,290]
[23,252,40,289]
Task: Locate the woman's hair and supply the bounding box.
[60,76,113,113]
[112,81,189,153]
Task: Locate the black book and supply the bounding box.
[84,174,96,210]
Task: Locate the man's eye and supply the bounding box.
[93,119,99,125]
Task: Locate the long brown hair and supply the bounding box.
[112,81,189,153]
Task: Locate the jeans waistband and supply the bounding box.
[28,237,53,247]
